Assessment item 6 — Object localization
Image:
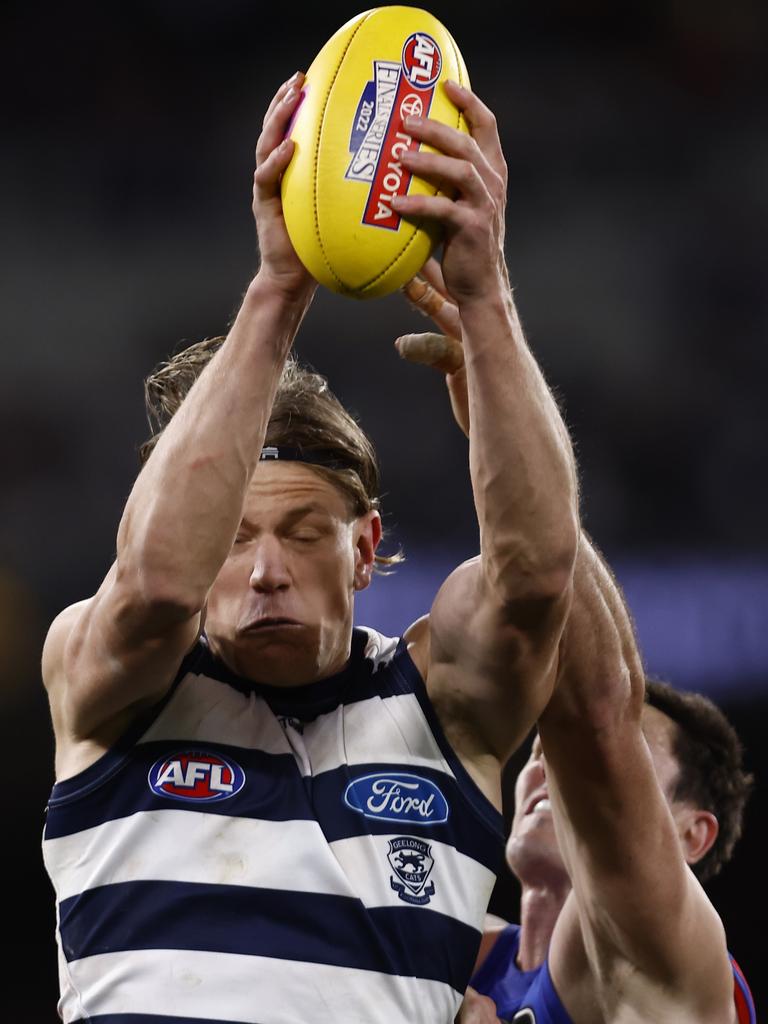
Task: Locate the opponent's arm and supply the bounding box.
[396,83,579,781]
[541,538,736,1023]
[397,288,735,1022]
[43,74,316,747]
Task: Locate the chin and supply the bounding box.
[506,828,566,882]
[210,630,316,685]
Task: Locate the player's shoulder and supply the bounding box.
[41,598,91,692]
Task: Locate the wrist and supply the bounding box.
[248,266,318,314]
[456,283,515,332]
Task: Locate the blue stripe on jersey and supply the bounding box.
[45,741,503,873]
[190,628,397,717]
[59,880,481,991]
[70,1018,256,1024]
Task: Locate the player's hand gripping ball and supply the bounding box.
[280,6,470,300]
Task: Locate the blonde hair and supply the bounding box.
[140,337,403,572]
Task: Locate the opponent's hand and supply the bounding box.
[390,81,508,308]
[396,261,470,437]
[454,987,504,1023]
[252,73,316,300]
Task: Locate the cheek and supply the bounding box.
[208,557,245,609]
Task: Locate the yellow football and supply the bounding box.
[281,6,470,300]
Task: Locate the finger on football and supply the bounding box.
[256,77,305,167]
[443,80,505,181]
[253,138,294,200]
[261,71,304,130]
[395,332,465,374]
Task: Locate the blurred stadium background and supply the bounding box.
[3,0,766,1018]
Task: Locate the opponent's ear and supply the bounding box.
[353,511,382,591]
[678,807,719,867]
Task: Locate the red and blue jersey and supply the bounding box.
[471,923,757,1024]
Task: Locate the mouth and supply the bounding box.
[242,617,303,633]
[524,791,551,816]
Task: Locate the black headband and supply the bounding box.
[259,445,353,473]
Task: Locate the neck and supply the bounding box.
[517,879,570,971]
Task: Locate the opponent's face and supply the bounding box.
[506,734,567,886]
[204,461,380,685]
[506,709,712,888]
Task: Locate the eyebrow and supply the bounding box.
[240,503,337,532]
[282,504,336,525]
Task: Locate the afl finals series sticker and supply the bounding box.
[346,32,443,230]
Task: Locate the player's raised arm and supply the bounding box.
[539,537,737,1023]
[42,74,316,759]
[394,82,579,781]
[397,286,745,1023]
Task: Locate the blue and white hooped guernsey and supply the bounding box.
[43,627,505,1024]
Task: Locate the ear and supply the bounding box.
[353,511,382,591]
[677,807,719,867]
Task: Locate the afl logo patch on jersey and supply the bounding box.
[344,772,449,825]
[148,750,245,803]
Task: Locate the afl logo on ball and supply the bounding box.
[401,33,442,89]
[148,750,245,803]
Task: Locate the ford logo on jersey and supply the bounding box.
[344,772,449,825]
[148,750,245,803]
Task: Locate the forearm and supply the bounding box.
[538,535,650,863]
[460,286,579,601]
[545,534,645,729]
[115,273,313,612]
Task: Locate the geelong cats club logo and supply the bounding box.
[148,750,245,803]
[388,836,436,905]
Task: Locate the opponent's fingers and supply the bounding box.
[401,275,462,339]
[443,80,507,187]
[395,332,464,374]
[256,75,305,168]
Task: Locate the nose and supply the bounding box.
[248,535,292,593]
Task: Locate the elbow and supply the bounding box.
[112,564,206,630]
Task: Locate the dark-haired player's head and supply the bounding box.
[507,679,753,887]
[643,678,753,882]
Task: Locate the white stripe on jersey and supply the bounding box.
[328,833,496,929]
[44,809,495,928]
[138,674,456,781]
[60,948,462,1024]
[291,692,454,777]
[138,673,289,753]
